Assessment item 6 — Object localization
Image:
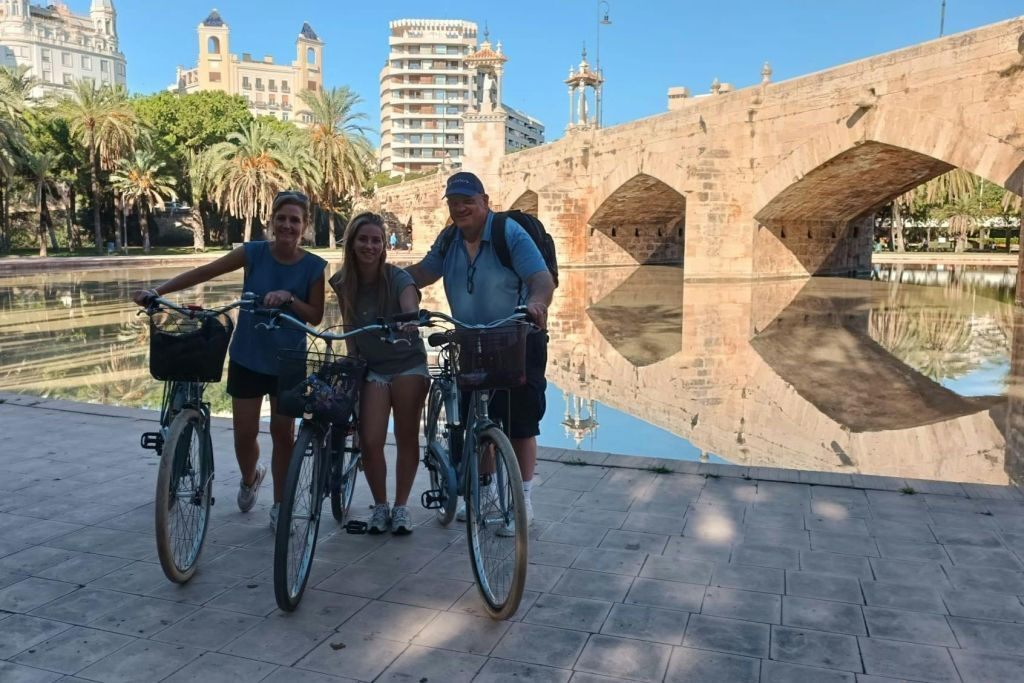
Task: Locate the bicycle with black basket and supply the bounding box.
[138,293,247,583]
[415,306,534,620]
[253,305,416,611]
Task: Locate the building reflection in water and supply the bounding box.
[2,262,1024,486]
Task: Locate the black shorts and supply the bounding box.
[461,331,547,439]
[226,361,278,399]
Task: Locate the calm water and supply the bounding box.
[2,262,1023,485]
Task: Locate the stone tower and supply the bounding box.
[461,30,509,198]
[295,22,322,94]
[197,9,232,92]
[89,0,116,40]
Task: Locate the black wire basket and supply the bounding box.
[148,311,233,383]
[276,349,366,424]
[453,325,528,391]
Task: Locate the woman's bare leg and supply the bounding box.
[231,396,262,485]
[359,380,392,505]
[268,396,295,504]
[390,374,428,506]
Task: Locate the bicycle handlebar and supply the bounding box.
[140,292,256,319]
[252,306,398,343]
[406,306,534,330]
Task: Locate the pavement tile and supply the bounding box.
[87,561,165,594]
[35,554,131,584]
[551,569,633,602]
[10,626,133,675]
[863,606,957,646]
[87,593,197,637]
[0,614,72,659]
[598,529,668,554]
[474,658,571,682]
[947,615,1024,655]
[702,586,780,624]
[565,507,628,529]
[664,646,760,683]
[944,566,1024,594]
[869,558,949,588]
[620,511,684,535]
[782,595,866,635]
[941,587,1024,622]
[0,577,79,613]
[221,619,332,665]
[933,527,1004,548]
[946,545,1024,570]
[600,602,688,645]
[0,662,63,683]
[761,660,855,682]
[865,519,936,543]
[575,634,672,682]
[449,587,538,622]
[571,547,647,576]
[412,611,510,654]
[152,607,261,650]
[875,538,950,563]
[738,526,811,550]
[267,590,368,631]
[143,570,241,605]
[206,578,278,616]
[771,625,862,672]
[786,570,864,603]
[859,637,959,682]
[27,587,133,626]
[76,638,203,683]
[529,541,584,568]
[378,644,486,683]
[810,531,879,557]
[949,649,1024,683]
[639,554,713,585]
[314,563,408,598]
[626,577,705,612]
[0,546,80,575]
[799,550,874,580]
[861,581,947,614]
[491,622,589,668]
[336,600,437,642]
[297,631,407,681]
[524,593,612,632]
[710,562,784,594]
[682,614,769,658]
[539,522,611,547]
[379,574,472,610]
[161,652,278,683]
[731,542,800,570]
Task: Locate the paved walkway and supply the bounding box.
[3,394,1024,682]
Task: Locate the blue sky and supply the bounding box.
[96,1,1024,144]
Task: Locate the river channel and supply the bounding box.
[2,262,1022,485]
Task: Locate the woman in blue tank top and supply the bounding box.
[132,191,327,531]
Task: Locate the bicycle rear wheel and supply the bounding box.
[424,381,458,525]
[274,424,324,611]
[330,429,359,522]
[155,408,213,583]
[465,426,527,620]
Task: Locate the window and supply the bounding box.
[41,49,50,63]
[42,70,52,82]
[61,52,72,67]
[269,94,276,104]
[434,76,445,84]
[255,78,263,90]
[410,135,420,143]
[282,95,289,107]
[81,56,91,70]
[116,63,125,76]
[307,80,317,91]
[434,44,446,54]
[408,46,420,54]
[100,60,109,73]
[422,134,433,143]
[408,61,420,69]
[242,76,250,89]
[207,36,220,54]
[282,112,288,121]
[447,46,459,55]
[209,72,221,82]
[446,106,460,114]
[268,79,276,91]
[62,73,72,85]
[434,105,445,114]
[435,90,444,99]
[307,47,315,64]
[281,81,289,92]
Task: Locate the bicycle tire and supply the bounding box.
[155,408,212,583]
[424,381,457,525]
[330,430,359,522]
[465,426,527,620]
[274,424,324,611]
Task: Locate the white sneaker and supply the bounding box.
[269,503,280,533]
[368,503,391,534]
[457,482,497,523]
[496,497,534,538]
[237,463,266,513]
[391,505,413,535]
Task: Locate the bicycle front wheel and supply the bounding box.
[424,381,457,525]
[330,429,359,522]
[155,408,213,583]
[465,426,528,620]
[274,424,324,611]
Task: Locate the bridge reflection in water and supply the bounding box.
[0,264,1021,485]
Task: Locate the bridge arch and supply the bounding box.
[508,190,538,214]
[752,107,1024,276]
[587,173,686,265]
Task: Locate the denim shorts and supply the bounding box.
[366,362,430,386]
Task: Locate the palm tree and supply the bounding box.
[57,81,138,254]
[301,87,373,248]
[109,150,177,253]
[891,168,978,252]
[208,120,291,242]
[22,150,62,256]
[185,148,214,250]
[0,65,35,252]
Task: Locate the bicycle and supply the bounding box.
[415,307,534,620]
[138,293,248,583]
[253,305,414,611]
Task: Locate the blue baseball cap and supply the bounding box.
[444,171,485,198]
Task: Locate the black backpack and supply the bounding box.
[437,210,559,287]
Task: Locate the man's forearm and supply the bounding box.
[526,271,555,306]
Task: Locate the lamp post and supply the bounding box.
[597,0,611,126]
[939,0,947,37]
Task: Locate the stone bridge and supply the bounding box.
[376,16,1024,279]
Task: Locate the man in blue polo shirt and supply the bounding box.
[407,171,555,530]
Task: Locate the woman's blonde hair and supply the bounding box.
[334,212,391,325]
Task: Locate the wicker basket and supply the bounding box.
[148,312,232,383]
[453,325,527,391]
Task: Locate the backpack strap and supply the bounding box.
[437,223,459,261]
[491,212,514,274]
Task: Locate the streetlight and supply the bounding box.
[939,0,947,37]
[597,0,611,126]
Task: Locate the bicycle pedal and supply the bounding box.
[344,520,368,534]
[420,489,446,510]
[140,432,163,451]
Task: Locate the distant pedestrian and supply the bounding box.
[389,231,398,251]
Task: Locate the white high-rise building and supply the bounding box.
[379,19,543,177]
[0,0,126,97]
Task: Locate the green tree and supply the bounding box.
[0,65,35,252]
[57,81,139,254]
[22,150,62,256]
[109,150,177,253]
[208,120,291,242]
[300,87,373,248]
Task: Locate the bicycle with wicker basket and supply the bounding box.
[253,305,417,611]
[138,293,249,583]
[414,306,535,620]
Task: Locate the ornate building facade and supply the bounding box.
[0,0,126,97]
[171,9,323,125]
[379,19,543,177]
